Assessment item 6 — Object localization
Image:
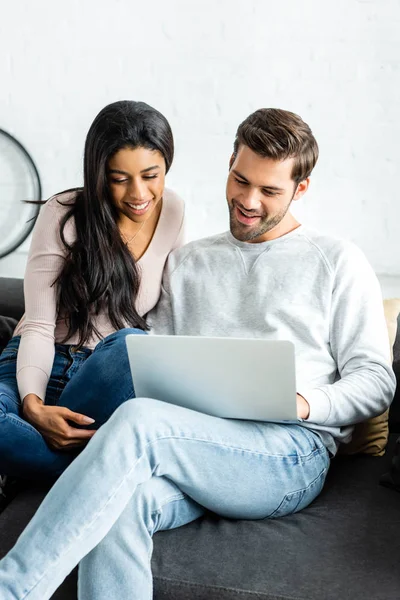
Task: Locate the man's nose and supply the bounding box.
[240,187,262,211]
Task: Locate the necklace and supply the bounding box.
[120,197,162,246]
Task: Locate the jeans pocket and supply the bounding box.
[268,489,305,519]
[267,464,329,520]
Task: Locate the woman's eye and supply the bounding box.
[110,178,128,184]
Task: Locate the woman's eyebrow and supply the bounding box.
[108,165,161,175]
[140,165,161,173]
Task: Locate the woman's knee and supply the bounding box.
[102,327,146,346]
[0,387,20,418]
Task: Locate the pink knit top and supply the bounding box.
[14,188,185,402]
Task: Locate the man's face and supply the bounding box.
[226,145,308,243]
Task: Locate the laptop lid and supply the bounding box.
[126,335,297,422]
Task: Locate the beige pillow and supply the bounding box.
[339,298,400,457]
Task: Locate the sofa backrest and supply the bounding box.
[390,314,400,432]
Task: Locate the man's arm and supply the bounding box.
[299,243,396,426]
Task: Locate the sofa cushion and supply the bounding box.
[340,298,400,457]
[1,435,400,600]
[389,313,400,433]
[0,278,24,322]
[380,436,400,492]
[0,315,18,352]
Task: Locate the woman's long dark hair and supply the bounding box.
[55,100,174,347]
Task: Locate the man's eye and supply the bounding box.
[143,175,158,180]
[234,177,247,185]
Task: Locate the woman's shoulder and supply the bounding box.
[163,187,185,216]
[156,187,186,251]
[35,189,80,242]
[45,189,80,214]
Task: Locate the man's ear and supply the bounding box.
[229,153,235,170]
[293,177,310,201]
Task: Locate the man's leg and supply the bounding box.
[79,476,205,599]
[0,398,330,600]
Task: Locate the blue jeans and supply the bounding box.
[0,398,330,599]
[0,328,145,479]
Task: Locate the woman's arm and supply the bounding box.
[17,196,70,403]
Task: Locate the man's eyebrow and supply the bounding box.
[108,165,161,175]
[232,169,284,192]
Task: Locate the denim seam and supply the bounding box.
[147,492,187,561]
[21,435,319,599]
[0,392,20,410]
[153,575,306,599]
[4,412,43,438]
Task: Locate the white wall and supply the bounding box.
[0,0,399,295]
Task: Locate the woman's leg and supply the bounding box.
[0,397,330,599]
[56,328,146,427]
[0,339,84,480]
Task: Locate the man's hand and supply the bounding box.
[296,393,310,420]
[22,394,96,451]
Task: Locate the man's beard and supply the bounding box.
[228,199,292,242]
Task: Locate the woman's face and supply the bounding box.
[107,147,166,223]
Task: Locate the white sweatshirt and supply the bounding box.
[148,226,396,455]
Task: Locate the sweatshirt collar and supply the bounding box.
[226,225,304,251]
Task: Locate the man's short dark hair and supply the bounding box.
[233,108,319,183]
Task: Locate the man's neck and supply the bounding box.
[246,213,301,244]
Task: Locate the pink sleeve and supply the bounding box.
[17,198,69,402]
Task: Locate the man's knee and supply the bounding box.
[110,398,175,433]
[113,397,158,420]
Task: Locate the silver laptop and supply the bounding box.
[125,335,297,422]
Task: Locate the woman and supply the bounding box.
[0,100,185,487]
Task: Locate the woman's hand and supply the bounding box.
[22,394,96,451]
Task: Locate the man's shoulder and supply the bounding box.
[166,232,228,272]
[300,228,368,273]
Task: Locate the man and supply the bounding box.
[0,109,395,599]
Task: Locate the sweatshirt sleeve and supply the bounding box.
[302,244,396,427]
[147,254,176,335]
[17,198,69,402]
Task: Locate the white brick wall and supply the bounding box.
[0,0,399,295]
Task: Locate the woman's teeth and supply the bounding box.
[128,202,150,210]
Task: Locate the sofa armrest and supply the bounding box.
[0,278,24,321]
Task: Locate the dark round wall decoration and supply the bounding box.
[0,129,41,259]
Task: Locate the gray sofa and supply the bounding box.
[0,276,399,600]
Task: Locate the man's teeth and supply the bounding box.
[239,209,256,217]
